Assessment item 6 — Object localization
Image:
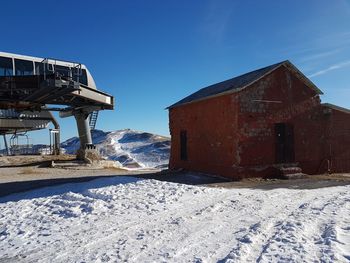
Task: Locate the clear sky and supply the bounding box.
[1,0,350,146]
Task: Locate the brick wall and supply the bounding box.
[169,65,350,179]
[169,92,239,177]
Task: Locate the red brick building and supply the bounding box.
[168,61,350,179]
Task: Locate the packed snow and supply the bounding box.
[61,129,170,169]
[1,177,349,262]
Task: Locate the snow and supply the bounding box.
[61,129,170,169]
[1,177,349,262]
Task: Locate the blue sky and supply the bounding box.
[1,0,350,145]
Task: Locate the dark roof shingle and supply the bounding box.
[168,60,293,109]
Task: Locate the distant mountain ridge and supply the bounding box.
[61,129,170,169]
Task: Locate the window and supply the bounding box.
[55,65,71,78]
[0,57,13,76]
[72,67,80,82]
[34,62,42,75]
[180,130,187,161]
[15,59,34,76]
[35,62,88,86]
[80,69,88,86]
[35,62,54,75]
[71,68,88,86]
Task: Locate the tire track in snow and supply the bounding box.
[172,190,302,261]
[217,188,350,263]
[254,191,350,262]
[314,193,350,262]
[1,179,350,262]
[215,191,311,262]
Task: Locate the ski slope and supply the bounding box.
[1,177,349,262]
[61,129,170,169]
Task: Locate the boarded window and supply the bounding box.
[180,130,187,161]
[0,57,13,76]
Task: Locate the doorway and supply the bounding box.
[275,123,295,163]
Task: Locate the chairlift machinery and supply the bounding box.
[0,51,114,157]
[0,109,59,155]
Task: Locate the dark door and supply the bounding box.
[180,130,187,161]
[275,123,295,163]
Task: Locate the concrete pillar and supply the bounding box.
[74,112,92,149]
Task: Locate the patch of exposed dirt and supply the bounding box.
[0,154,76,168]
[206,174,350,190]
[1,155,350,191]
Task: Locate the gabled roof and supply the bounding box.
[322,103,350,114]
[168,60,323,109]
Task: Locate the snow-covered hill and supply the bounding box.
[1,177,349,262]
[61,129,170,169]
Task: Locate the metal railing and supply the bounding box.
[39,58,83,82]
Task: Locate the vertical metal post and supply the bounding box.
[3,135,10,156]
[49,129,52,154]
[55,131,60,155]
[47,112,60,155]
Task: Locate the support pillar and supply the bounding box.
[48,111,61,155]
[54,132,60,155]
[74,112,99,161]
[74,112,92,148]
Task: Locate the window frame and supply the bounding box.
[14,58,34,76]
[0,56,14,76]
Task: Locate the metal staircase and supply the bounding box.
[89,111,99,130]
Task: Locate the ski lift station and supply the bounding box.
[0,51,114,157]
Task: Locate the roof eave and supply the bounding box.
[167,63,286,110]
[322,103,350,114]
[167,60,323,110]
[283,61,323,95]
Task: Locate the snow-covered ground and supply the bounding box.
[1,177,349,262]
[61,129,170,169]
